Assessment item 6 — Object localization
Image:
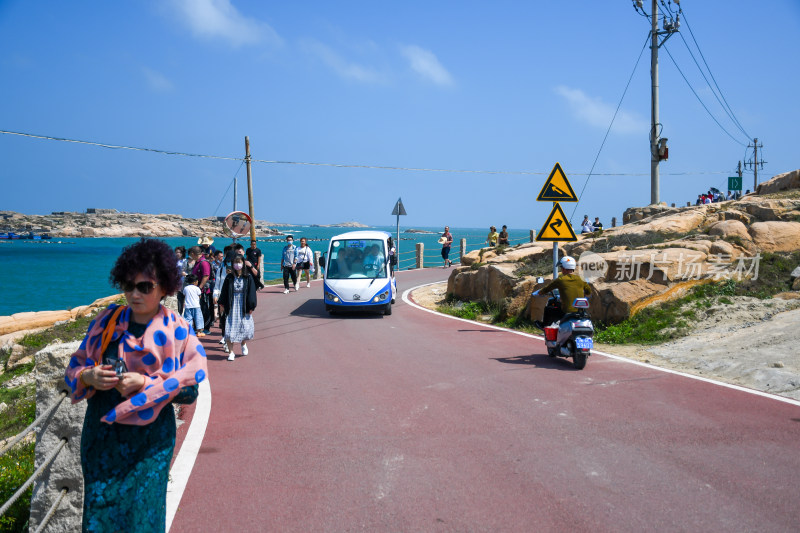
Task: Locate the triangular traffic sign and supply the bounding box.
[391,197,407,216]
[537,162,578,202]
[536,203,577,242]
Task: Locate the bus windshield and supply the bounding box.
[327,239,386,279]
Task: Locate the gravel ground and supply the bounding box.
[410,282,800,401]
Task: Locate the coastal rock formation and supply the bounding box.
[0,211,284,238]
[0,295,121,337]
[447,169,800,323]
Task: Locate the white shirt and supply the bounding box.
[183,285,202,309]
[296,245,313,264]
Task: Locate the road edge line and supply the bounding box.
[402,282,800,408]
[166,377,212,531]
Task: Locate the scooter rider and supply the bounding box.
[532,256,592,328]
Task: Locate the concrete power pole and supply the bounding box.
[245,136,256,243]
[650,0,660,206]
[744,138,766,192]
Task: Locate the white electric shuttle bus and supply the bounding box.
[320,230,397,315]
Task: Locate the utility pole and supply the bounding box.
[635,0,679,205]
[744,138,766,191]
[737,160,742,179]
[245,136,256,243]
[650,0,659,205]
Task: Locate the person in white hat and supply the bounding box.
[531,256,592,328]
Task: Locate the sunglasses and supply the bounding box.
[122,281,159,294]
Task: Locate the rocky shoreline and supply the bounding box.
[0,211,369,238]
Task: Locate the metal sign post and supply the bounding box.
[536,163,579,278]
[391,197,407,263]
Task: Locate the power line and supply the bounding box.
[660,45,748,147]
[0,128,730,177]
[679,9,751,140]
[569,33,650,223]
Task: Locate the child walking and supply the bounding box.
[182,274,205,336]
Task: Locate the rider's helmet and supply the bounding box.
[560,256,577,270]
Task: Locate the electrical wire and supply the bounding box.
[674,6,752,140]
[211,160,244,217]
[568,34,650,223]
[661,45,748,147]
[0,129,730,177]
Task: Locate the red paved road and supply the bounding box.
[171,267,800,532]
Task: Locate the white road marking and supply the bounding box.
[166,378,212,532]
[402,282,800,407]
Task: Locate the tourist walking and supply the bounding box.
[182,274,204,336]
[245,239,265,290]
[64,238,207,533]
[296,237,314,287]
[440,226,453,267]
[175,246,188,314]
[189,246,214,334]
[281,235,298,293]
[219,254,257,361]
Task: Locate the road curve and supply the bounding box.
[170,267,800,532]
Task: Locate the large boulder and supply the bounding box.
[755,169,800,195]
[447,263,519,303]
[708,220,752,243]
[613,209,708,239]
[736,197,800,222]
[748,222,800,253]
[0,311,73,336]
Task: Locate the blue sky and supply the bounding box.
[1,0,798,230]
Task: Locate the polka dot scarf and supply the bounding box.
[65,303,209,425]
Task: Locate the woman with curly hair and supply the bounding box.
[64,238,209,532]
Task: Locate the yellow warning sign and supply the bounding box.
[536,203,577,242]
[537,162,578,202]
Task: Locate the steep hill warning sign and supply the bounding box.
[536,203,577,242]
[537,162,578,202]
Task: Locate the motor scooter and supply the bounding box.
[534,280,594,370]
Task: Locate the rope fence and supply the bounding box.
[34,487,68,533]
[0,392,66,459]
[0,438,67,517]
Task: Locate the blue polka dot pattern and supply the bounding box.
[174,327,188,341]
[142,353,157,366]
[162,316,169,327]
[180,352,185,367]
[137,408,154,421]
[79,337,88,350]
[133,345,143,352]
[69,356,81,368]
[162,358,174,373]
[87,319,96,333]
[105,408,117,422]
[163,378,179,392]
[154,394,169,404]
[145,384,154,391]
[195,369,206,383]
[131,393,147,407]
[196,344,207,358]
[171,313,176,322]
[154,330,168,346]
[100,316,109,329]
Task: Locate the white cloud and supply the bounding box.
[169,0,281,47]
[554,85,647,134]
[303,40,385,84]
[400,45,453,86]
[142,67,174,92]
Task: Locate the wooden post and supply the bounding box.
[416,242,424,269]
[459,238,466,264]
[245,136,256,243]
[611,217,617,228]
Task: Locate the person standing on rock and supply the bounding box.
[64,237,207,533]
[219,254,257,361]
[440,226,453,267]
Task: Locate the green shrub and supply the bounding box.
[0,442,34,532]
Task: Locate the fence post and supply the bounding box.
[416,242,424,269]
[530,230,535,243]
[611,217,617,228]
[671,203,675,207]
[686,201,691,207]
[313,250,321,279]
[258,255,264,286]
[459,238,466,264]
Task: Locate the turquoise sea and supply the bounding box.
[0,225,535,316]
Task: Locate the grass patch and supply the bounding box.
[437,299,501,321]
[515,254,556,278]
[0,442,34,533]
[733,251,800,298]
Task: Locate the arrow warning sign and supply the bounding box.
[537,162,578,202]
[536,203,577,242]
